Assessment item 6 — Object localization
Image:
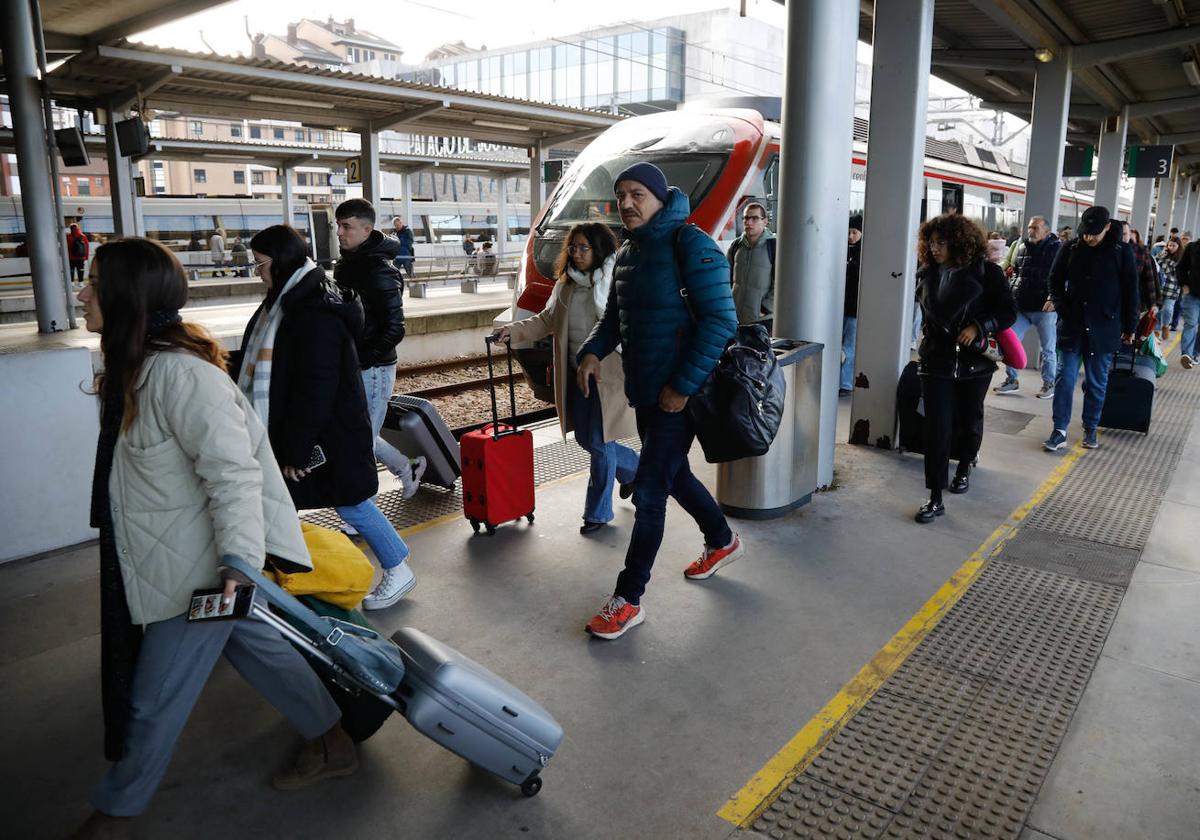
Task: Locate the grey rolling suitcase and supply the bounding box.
[382,395,461,489]
[390,627,563,797]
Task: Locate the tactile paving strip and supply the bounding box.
[746,349,1200,839]
[302,432,640,531]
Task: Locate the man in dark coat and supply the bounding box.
[1044,206,1139,452]
[994,215,1060,399]
[840,215,862,396]
[333,201,427,517]
[1170,232,1200,366]
[390,216,415,281]
[576,162,738,641]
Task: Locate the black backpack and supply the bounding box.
[69,237,86,259]
[672,226,786,463]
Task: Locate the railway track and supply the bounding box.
[405,371,521,400]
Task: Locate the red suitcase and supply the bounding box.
[461,336,535,535]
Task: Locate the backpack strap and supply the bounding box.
[672,224,699,323]
[765,237,776,268]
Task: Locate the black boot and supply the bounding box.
[949,464,970,494]
[915,492,945,523]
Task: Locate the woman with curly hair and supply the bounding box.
[913,214,1017,523]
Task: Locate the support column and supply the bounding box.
[104,111,138,237]
[496,175,509,256]
[849,0,934,451]
[1094,109,1128,213]
[402,172,414,230]
[1190,179,1200,235]
[1,0,70,332]
[774,0,859,487]
[359,126,380,204]
[1024,51,1073,232]
[1129,135,1157,237]
[529,143,545,224]
[1170,170,1188,233]
[1157,167,1177,238]
[279,163,295,227]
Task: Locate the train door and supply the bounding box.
[309,204,338,267]
[941,182,964,215]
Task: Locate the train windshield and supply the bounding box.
[539,112,735,231]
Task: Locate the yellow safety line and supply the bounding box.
[713,336,1180,826]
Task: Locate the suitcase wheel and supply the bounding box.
[525,513,535,524]
[486,523,497,536]
[470,519,481,534]
[521,775,543,797]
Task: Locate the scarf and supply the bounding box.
[565,253,616,321]
[237,259,315,425]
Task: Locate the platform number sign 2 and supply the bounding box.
[346,157,363,185]
[1126,145,1173,178]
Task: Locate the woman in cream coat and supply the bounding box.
[70,239,353,840]
[496,222,638,534]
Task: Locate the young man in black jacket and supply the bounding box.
[333,200,426,607]
[994,216,1060,399]
[1043,206,1140,452]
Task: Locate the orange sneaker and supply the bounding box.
[684,534,744,580]
[585,596,644,640]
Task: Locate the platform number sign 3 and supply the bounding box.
[1126,145,1174,179]
[347,157,363,184]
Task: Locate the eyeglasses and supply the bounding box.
[567,244,592,253]
[743,215,764,222]
[253,259,271,270]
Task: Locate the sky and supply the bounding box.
[136,0,786,62]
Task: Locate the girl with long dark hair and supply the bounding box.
[71,238,352,839]
[495,222,638,534]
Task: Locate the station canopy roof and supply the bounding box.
[45,42,621,149]
[24,0,234,60]
[861,0,1200,166]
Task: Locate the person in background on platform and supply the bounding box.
[1125,225,1162,330]
[68,222,89,287]
[494,222,639,535]
[332,199,427,500]
[1151,234,1167,258]
[69,238,353,840]
[576,162,739,640]
[208,229,226,277]
[239,224,418,611]
[986,230,1008,264]
[391,216,415,282]
[913,214,1016,524]
[1155,236,1183,342]
[841,215,863,397]
[230,235,249,277]
[475,241,498,276]
[1171,228,1200,368]
[186,232,203,252]
[728,200,776,333]
[1059,225,1074,244]
[1044,206,1139,451]
[994,215,1060,400]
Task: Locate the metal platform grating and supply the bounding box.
[746,349,1200,840]
[302,432,640,532]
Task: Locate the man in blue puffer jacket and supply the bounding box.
[576,162,740,640]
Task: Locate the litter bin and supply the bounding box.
[716,339,822,519]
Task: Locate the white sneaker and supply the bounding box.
[362,562,416,610]
[398,456,427,499]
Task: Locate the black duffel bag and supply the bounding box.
[688,324,786,463]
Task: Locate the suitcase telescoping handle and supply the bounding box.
[484,334,520,440]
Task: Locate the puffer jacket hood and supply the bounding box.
[340,229,401,263]
[578,187,737,406]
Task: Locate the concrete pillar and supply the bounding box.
[1157,168,1177,238]
[849,0,934,451]
[360,126,380,204]
[529,143,545,224]
[402,172,414,230]
[496,175,509,257]
[104,112,138,237]
[1170,170,1188,233]
[1094,109,1128,213]
[1023,51,1073,232]
[774,0,859,487]
[1190,179,1200,235]
[279,163,295,227]
[1,0,70,332]
[1129,136,1157,238]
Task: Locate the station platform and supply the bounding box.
[2,342,1198,839]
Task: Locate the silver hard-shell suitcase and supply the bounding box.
[390,627,563,797]
[382,395,461,489]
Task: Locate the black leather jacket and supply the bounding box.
[916,258,1017,380]
[333,230,406,368]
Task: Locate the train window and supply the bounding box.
[540,153,726,230]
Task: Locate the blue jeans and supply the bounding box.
[1160,297,1177,333]
[569,380,639,524]
[1181,293,1200,357]
[840,315,857,390]
[362,364,409,477]
[336,498,410,569]
[1052,340,1113,432]
[615,406,733,605]
[1005,309,1058,384]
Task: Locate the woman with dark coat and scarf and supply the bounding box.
[913,214,1017,523]
[234,225,416,609]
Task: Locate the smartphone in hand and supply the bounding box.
[187,584,256,622]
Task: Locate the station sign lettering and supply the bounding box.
[1125,145,1173,178]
